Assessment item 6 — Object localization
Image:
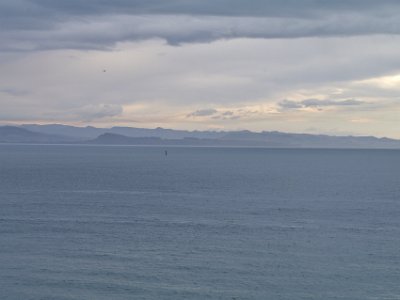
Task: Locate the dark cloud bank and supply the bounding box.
[2,0,400,51]
[279,99,366,110]
[3,0,399,19]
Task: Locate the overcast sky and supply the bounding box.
[1,0,400,137]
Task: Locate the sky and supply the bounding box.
[1,0,400,138]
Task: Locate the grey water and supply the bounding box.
[1,145,400,300]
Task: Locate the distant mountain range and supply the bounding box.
[0,124,399,149]
[20,124,226,140]
[0,126,77,144]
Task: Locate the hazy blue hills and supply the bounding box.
[89,133,228,146]
[219,130,400,148]
[0,126,77,143]
[20,124,103,140]
[1,125,400,148]
[89,133,166,145]
[89,131,400,148]
[21,124,225,140]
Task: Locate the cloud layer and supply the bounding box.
[279,99,366,110]
[2,0,400,50]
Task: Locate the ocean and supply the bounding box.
[1,145,399,299]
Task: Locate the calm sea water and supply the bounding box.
[0,145,399,300]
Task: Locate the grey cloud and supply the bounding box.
[4,0,400,20]
[0,87,29,96]
[188,109,241,120]
[278,99,303,109]
[188,108,244,120]
[5,14,400,51]
[279,99,366,109]
[2,1,400,51]
[212,114,241,120]
[188,108,218,117]
[302,99,365,107]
